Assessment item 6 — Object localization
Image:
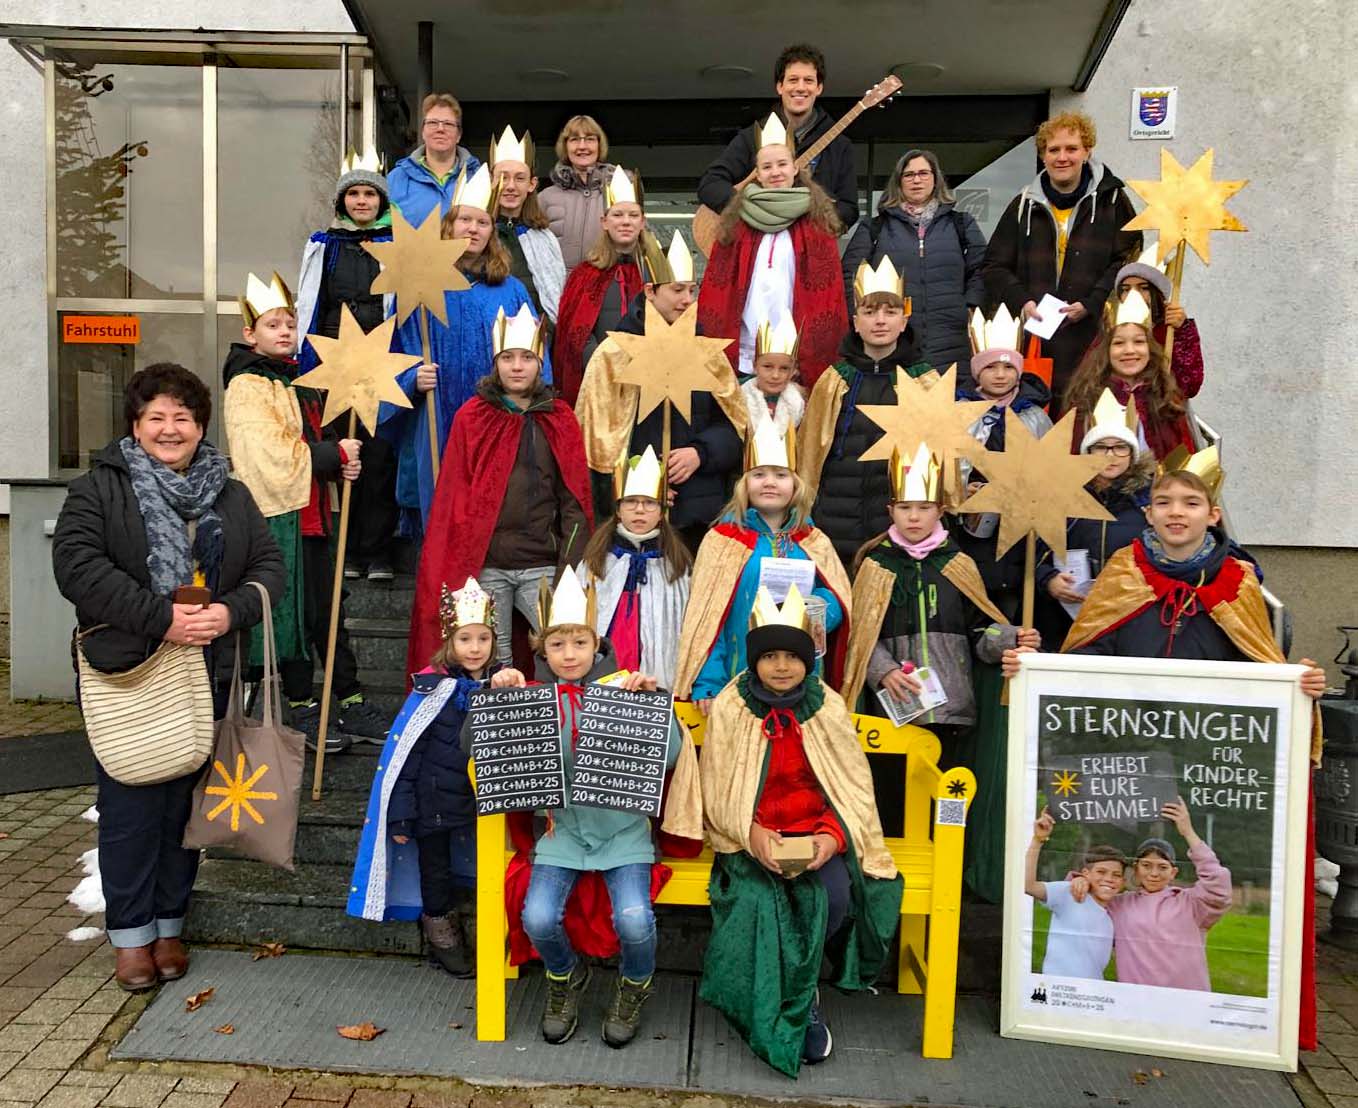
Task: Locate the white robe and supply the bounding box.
[737,230,794,375]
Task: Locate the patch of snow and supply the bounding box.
[81,806,99,823]
[67,847,105,915]
[66,926,104,942]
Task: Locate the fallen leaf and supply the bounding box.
[447,1021,463,1030]
[337,1021,385,1041]
[185,988,215,1012]
[214,1024,235,1035]
[0,831,9,839]
[1132,1071,1149,1086]
[1151,1068,1165,1078]
[252,942,287,961]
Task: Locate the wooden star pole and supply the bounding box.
[294,307,419,800]
[363,209,471,481]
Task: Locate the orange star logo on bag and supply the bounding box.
[205,753,278,831]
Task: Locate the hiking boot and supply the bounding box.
[802,988,833,1063]
[601,974,654,1048]
[421,912,471,977]
[291,701,350,755]
[343,560,363,579]
[541,961,591,1044]
[336,696,389,744]
[366,558,395,582]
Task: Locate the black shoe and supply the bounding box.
[343,560,363,580]
[366,558,395,582]
[601,974,653,1048]
[421,912,471,977]
[541,961,591,1044]
[336,696,389,743]
[802,988,833,1063]
[291,701,350,755]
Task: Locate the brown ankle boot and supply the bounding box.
[115,945,158,992]
[151,937,189,982]
[421,912,471,977]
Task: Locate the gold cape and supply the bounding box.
[796,368,848,493]
[574,335,749,473]
[224,375,312,518]
[673,526,853,699]
[840,549,1009,709]
[700,679,897,880]
[1062,545,1322,763]
[660,718,706,843]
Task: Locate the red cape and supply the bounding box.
[406,394,595,677]
[552,260,644,407]
[697,218,848,389]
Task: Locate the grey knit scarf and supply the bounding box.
[119,436,229,597]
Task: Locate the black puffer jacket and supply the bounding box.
[389,664,503,838]
[51,440,285,684]
[811,332,928,564]
[590,293,743,529]
[315,227,386,337]
[840,204,987,379]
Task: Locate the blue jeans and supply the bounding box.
[521,862,656,981]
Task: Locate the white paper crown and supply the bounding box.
[240,271,295,327]
[491,304,546,358]
[1114,288,1154,329]
[340,146,383,176]
[614,444,665,502]
[755,113,791,152]
[488,125,533,168]
[968,304,1023,358]
[890,442,944,503]
[642,231,694,284]
[754,313,800,359]
[451,163,500,215]
[1079,388,1142,454]
[744,412,797,472]
[604,165,640,209]
[440,576,496,636]
[537,567,596,630]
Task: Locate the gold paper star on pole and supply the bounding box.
[608,302,734,424]
[956,410,1112,559]
[297,307,419,434]
[855,365,992,501]
[363,208,470,324]
[1123,148,1248,265]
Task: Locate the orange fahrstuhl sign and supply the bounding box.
[62,315,141,344]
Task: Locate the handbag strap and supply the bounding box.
[249,580,283,727]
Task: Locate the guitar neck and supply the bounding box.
[795,101,868,170]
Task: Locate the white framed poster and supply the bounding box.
[1002,652,1311,1071]
[1130,86,1177,139]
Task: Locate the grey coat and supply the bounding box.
[538,162,616,271]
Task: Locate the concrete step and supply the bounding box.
[345,618,409,673]
[312,668,408,720]
[342,577,415,621]
[185,857,423,955]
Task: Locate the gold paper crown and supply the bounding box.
[451,163,501,215]
[968,304,1024,357]
[1114,288,1154,330]
[613,444,665,502]
[1091,387,1140,435]
[889,442,944,504]
[853,256,906,303]
[488,125,534,169]
[755,113,792,152]
[240,271,296,328]
[536,568,597,632]
[750,583,813,635]
[744,413,797,472]
[491,304,546,358]
[1157,442,1225,502]
[604,165,641,209]
[439,577,496,638]
[340,146,384,175]
[754,314,800,359]
[640,231,694,284]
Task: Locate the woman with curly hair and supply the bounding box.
[698,115,847,389]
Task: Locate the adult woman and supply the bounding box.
[697,115,846,388]
[538,115,616,270]
[52,364,283,992]
[386,93,482,230]
[840,149,987,380]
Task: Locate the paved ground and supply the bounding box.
[3,694,1358,1106]
[0,664,82,739]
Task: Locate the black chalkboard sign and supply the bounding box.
[569,683,673,817]
[467,684,566,815]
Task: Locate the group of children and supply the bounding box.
[213,118,1327,1078]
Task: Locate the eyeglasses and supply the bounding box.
[1088,443,1133,457]
[423,119,461,132]
[901,169,934,180]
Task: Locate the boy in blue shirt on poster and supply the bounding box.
[1024,808,1125,979]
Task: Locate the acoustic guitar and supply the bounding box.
[691,74,902,257]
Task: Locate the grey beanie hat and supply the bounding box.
[336,167,389,204]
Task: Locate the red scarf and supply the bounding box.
[552,258,644,406]
[697,219,848,389]
[406,395,595,678]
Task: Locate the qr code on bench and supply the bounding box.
[936,799,967,827]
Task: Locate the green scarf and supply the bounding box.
[738,185,811,233]
[331,210,394,231]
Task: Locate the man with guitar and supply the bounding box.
[696,45,860,237]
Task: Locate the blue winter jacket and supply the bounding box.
[386,146,482,231]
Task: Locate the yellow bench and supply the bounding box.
[473,710,975,1059]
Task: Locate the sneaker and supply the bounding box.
[802,988,833,1063]
[366,558,395,582]
[336,696,389,743]
[421,912,471,977]
[601,974,654,1048]
[291,701,350,755]
[541,961,591,1044]
[343,560,363,579]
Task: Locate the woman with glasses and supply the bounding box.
[839,149,987,380]
[386,93,482,230]
[538,115,616,271]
